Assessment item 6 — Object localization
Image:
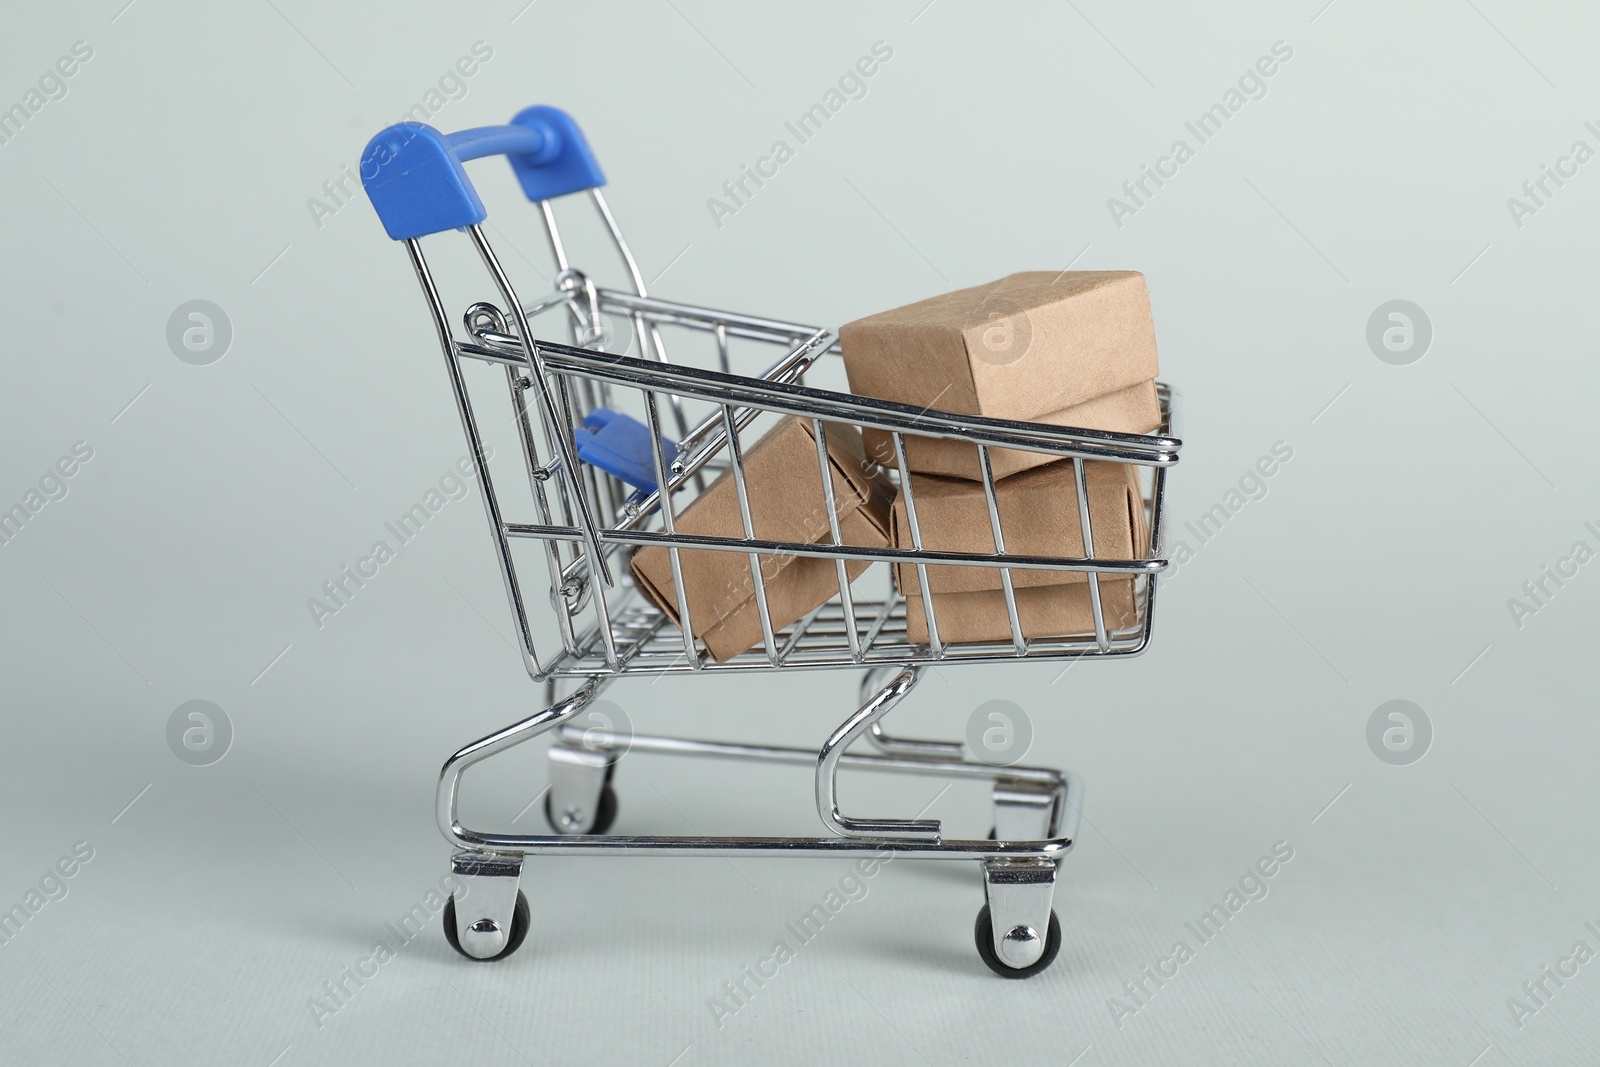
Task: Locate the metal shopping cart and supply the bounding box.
[360,106,1181,977]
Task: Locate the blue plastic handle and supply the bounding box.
[360,105,606,241]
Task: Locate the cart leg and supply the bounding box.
[858,665,965,759]
[545,741,617,834]
[816,665,941,840]
[445,850,530,961]
[992,778,1058,843]
[976,860,1062,978]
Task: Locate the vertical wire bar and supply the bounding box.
[404,239,543,678]
[643,389,700,668]
[648,323,696,448]
[529,469,579,656]
[555,366,606,538]
[811,419,860,660]
[587,188,695,469]
[977,444,1026,655]
[590,188,649,295]
[721,404,780,664]
[644,318,701,495]
[465,225,609,586]
[587,542,621,669]
[509,364,571,536]
[1143,462,1169,637]
[632,311,651,364]
[892,431,942,656]
[714,323,731,374]
[563,279,620,520]
[551,372,619,667]
[503,369,577,655]
[538,199,570,272]
[1073,457,1110,652]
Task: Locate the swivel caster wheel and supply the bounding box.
[443,890,531,962]
[974,904,1062,978]
[545,783,618,834]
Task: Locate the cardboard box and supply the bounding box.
[839,268,1160,427]
[630,417,892,662]
[893,460,1147,645]
[891,460,1145,596]
[904,581,1139,645]
[862,379,1161,482]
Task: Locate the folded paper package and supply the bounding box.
[627,269,1161,655]
[893,460,1148,645]
[839,271,1162,481]
[630,417,893,662]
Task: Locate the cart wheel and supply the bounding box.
[974,904,1062,979]
[544,783,618,835]
[443,890,530,962]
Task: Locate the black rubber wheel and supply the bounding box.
[974,904,1062,978]
[544,783,618,835]
[443,890,530,962]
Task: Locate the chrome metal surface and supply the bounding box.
[546,742,612,834]
[386,161,1176,970]
[815,666,941,840]
[859,666,965,758]
[993,779,1059,844]
[450,851,523,960]
[558,724,1073,788]
[982,861,1058,969]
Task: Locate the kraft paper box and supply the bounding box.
[904,582,1139,645]
[841,271,1160,480]
[862,380,1161,482]
[893,460,1147,645]
[631,417,892,663]
[891,460,1145,596]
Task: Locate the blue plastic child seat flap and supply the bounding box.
[574,408,677,493]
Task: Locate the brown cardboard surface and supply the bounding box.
[891,460,1145,596]
[839,271,1160,426]
[904,578,1139,645]
[630,417,892,662]
[862,379,1160,482]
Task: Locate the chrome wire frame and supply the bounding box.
[427,284,1179,678]
[395,188,1178,935]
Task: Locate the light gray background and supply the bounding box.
[2,1,1596,1064]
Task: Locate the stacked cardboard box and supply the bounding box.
[630,417,893,662]
[892,461,1147,643]
[840,271,1160,644]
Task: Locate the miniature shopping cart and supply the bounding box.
[361,106,1180,977]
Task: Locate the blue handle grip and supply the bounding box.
[361,105,606,241]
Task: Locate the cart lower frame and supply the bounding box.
[441,664,1079,973]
